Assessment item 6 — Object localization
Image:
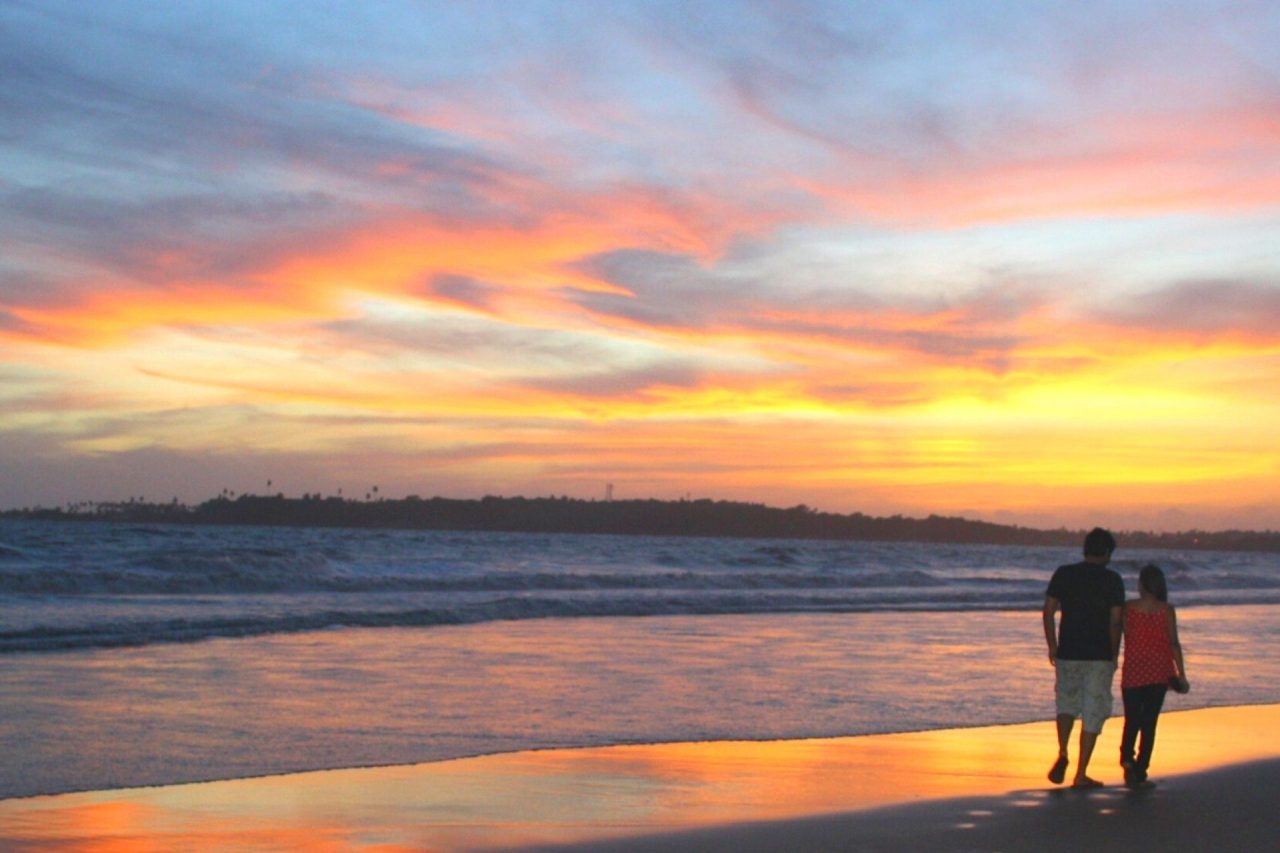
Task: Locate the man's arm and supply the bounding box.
[1042,596,1059,665]
[1109,604,1123,662]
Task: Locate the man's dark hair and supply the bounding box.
[1083,527,1116,558]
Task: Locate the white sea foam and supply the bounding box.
[1,520,1277,653]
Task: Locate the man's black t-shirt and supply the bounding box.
[1046,560,1126,661]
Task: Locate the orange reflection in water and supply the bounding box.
[3,705,1277,852]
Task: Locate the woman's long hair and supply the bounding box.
[1139,563,1168,603]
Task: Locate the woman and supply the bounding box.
[1119,563,1189,789]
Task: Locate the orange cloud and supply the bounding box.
[4,170,793,351]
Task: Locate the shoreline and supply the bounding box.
[5,699,1279,802]
[6,604,1278,802]
[2,703,1277,851]
[7,604,1277,801]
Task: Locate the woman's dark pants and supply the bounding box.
[1121,683,1168,780]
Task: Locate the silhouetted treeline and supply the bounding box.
[4,494,1279,551]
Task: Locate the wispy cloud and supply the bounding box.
[2,0,1279,528]
[1108,278,1280,339]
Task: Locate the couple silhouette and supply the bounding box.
[1043,528,1188,789]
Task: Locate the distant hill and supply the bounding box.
[4,494,1278,552]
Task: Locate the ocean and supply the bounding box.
[2,519,1278,799]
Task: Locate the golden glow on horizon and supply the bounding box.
[6,254,1279,525]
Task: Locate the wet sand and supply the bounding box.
[527,758,1280,852]
[1,704,1276,851]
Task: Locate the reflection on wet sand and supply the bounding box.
[2,705,1277,851]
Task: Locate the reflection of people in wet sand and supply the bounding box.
[1120,563,1189,789]
[1043,527,1125,788]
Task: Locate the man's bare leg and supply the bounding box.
[1048,714,1073,783]
[1074,729,1102,787]
[1056,714,1074,754]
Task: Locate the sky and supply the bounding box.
[2,0,1278,531]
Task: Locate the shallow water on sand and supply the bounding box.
[2,606,1277,798]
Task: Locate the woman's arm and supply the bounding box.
[1168,606,1187,680]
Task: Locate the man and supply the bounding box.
[1043,527,1125,788]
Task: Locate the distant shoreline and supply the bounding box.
[4,494,1277,552]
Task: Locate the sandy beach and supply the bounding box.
[1,704,1276,851]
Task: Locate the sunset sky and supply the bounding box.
[2,0,1278,531]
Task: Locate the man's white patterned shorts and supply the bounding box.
[1055,659,1115,733]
